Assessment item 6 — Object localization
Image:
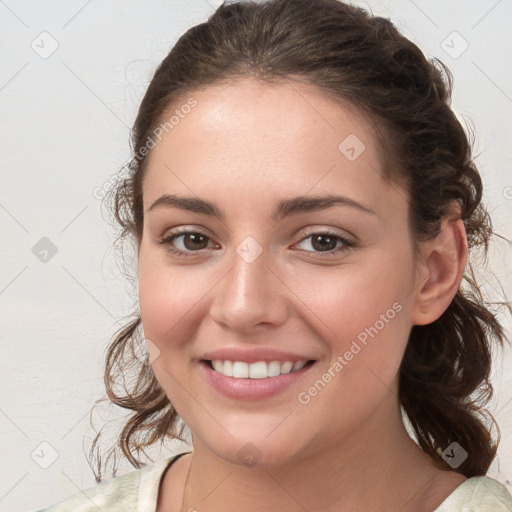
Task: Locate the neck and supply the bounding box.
[178,401,453,512]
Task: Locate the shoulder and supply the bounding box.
[35,455,182,512]
[434,476,512,511]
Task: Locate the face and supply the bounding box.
[138,77,420,467]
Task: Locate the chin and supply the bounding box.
[195,429,312,469]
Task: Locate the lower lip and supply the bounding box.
[199,360,315,400]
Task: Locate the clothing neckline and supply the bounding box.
[149,453,511,511]
[141,450,192,512]
[433,475,512,510]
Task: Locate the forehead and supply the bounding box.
[142,78,403,219]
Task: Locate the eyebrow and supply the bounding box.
[148,193,376,221]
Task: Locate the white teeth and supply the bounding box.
[212,360,223,373]
[280,361,293,374]
[292,360,307,371]
[223,360,233,377]
[267,360,281,377]
[210,359,309,379]
[232,361,249,378]
[249,361,268,379]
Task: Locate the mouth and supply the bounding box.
[201,359,316,379]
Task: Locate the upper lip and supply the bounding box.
[200,347,316,364]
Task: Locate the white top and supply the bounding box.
[36,452,512,511]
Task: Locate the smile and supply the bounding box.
[200,359,316,400]
[206,359,312,379]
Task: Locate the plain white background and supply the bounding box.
[0,1,511,510]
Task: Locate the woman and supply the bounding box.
[38,0,512,510]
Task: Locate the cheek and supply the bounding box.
[137,247,210,350]
[292,271,412,438]
[291,248,414,404]
[137,250,210,410]
[290,248,413,345]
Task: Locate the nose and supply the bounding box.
[208,242,289,333]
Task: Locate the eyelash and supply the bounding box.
[157,229,356,258]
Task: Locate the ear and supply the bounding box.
[410,217,468,326]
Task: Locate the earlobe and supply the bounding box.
[411,218,468,326]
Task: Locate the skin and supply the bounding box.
[137,77,468,512]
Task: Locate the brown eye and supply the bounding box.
[310,234,339,252]
[294,231,356,256]
[179,233,209,251]
[158,230,216,257]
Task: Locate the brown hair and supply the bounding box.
[89,0,506,481]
